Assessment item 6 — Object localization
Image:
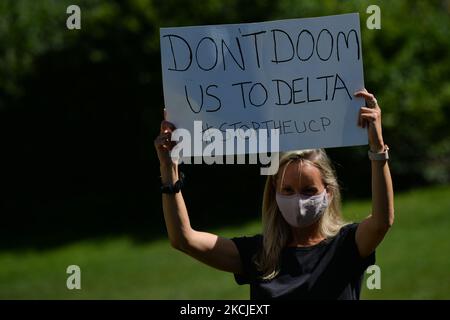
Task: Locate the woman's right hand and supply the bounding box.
[154,108,177,168]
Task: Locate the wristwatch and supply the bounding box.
[160,172,185,194]
[368,145,389,161]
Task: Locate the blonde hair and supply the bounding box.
[254,149,347,280]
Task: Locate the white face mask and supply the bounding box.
[275,189,329,228]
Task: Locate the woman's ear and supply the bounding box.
[326,186,333,201]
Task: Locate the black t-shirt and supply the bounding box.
[231,222,375,300]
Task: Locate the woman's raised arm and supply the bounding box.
[154,111,243,274]
[354,89,395,258]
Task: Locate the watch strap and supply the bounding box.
[368,145,389,161]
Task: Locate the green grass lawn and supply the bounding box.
[1,185,449,299]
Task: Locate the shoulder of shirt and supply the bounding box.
[340,222,359,232]
[232,234,263,241]
[335,222,360,240]
[231,234,263,246]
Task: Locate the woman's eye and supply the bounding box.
[303,188,318,195]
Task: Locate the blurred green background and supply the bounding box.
[0,0,449,299]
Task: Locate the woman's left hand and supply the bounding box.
[354,89,385,152]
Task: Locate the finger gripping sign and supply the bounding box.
[160,13,367,158]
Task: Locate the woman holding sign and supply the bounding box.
[154,88,394,300]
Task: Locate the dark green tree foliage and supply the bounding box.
[0,0,448,249]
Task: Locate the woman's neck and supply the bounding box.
[287,222,325,247]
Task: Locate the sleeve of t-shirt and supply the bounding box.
[230,235,262,285]
[338,222,376,275]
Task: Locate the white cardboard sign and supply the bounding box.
[160,13,367,156]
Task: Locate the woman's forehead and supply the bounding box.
[279,161,322,185]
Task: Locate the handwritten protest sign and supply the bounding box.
[160,13,367,157]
